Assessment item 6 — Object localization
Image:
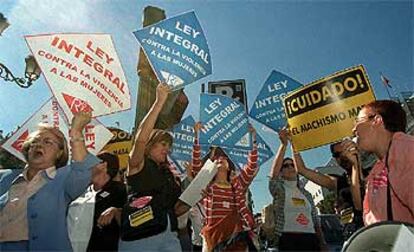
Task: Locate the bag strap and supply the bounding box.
[385,139,393,220]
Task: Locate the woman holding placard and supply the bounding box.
[268,127,326,251]
[191,122,258,252]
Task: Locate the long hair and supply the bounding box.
[22,125,69,168]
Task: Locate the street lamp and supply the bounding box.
[0,12,41,88]
[0,55,41,88]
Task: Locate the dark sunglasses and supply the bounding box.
[332,152,341,158]
[282,163,294,169]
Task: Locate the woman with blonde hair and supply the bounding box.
[119,83,182,251]
[0,112,101,251]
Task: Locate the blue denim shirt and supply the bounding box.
[0,154,100,251]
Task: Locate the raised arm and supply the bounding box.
[70,111,91,162]
[269,127,289,179]
[66,112,101,199]
[192,121,203,176]
[237,124,258,189]
[128,83,170,176]
[293,151,337,190]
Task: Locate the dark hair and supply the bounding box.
[97,151,120,179]
[203,146,235,182]
[330,142,341,158]
[363,100,407,132]
[282,157,293,165]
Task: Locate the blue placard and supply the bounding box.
[222,132,274,170]
[199,93,251,148]
[169,115,207,172]
[249,70,302,132]
[133,11,212,90]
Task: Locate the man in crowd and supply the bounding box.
[68,152,127,252]
[353,100,414,225]
[293,138,364,240]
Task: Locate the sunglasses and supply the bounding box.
[282,163,294,169]
[332,152,341,158]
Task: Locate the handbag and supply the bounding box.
[120,193,168,241]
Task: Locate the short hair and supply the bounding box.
[97,151,120,178]
[363,100,407,132]
[144,129,173,158]
[282,157,293,164]
[22,125,69,168]
[330,142,341,157]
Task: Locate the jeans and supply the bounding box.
[119,217,181,252]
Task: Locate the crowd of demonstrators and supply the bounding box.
[119,82,182,251]
[2,83,411,252]
[190,121,258,252]
[0,112,101,251]
[68,152,127,252]
[352,100,414,225]
[294,139,365,240]
[267,128,327,252]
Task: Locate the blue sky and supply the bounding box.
[0,0,413,212]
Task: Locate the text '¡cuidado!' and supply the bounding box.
[284,68,369,118]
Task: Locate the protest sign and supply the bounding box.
[1,98,67,161]
[25,33,131,121]
[283,65,376,151]
[199,93,250,148]
[179,159,217,206]
[134,11,212,90]
[102,127,133,169]
[169,115,207,172]
[223,132,274,170]
[249,70,302,132]
[1,97,114,162]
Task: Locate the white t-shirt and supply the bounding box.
[283,180,315,233]
[67,185,98,252]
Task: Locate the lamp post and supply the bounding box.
[0,12,41,88]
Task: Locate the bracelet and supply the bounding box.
[70,136,85,142]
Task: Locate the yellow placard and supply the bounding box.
[102,127,133,170]
[283,65,376,151]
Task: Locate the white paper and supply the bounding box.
[179,159,217,206]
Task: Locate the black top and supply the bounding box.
[333,174,364,228]
[126,158,181,231]
[87,180,127,252]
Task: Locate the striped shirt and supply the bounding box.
[192,139,258,230]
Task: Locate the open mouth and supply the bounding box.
[31,148,44,158]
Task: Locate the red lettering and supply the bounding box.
[83,54,93,66]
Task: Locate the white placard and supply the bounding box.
[179,159,217,206]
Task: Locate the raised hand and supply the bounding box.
[248,123,257,143]
[194,121,203,136]
[155,82,171,105]
[340,138,359,165]
[71,111,92,132]
[278,126,290,146]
